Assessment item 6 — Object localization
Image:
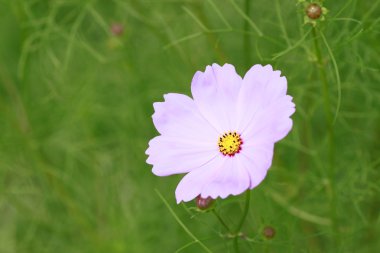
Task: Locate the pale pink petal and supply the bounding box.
[239,141,274,189]
[201,157,251,199]
[191,63,242,132]
[147,93,219,176]
[236,64,295,142]
[242,95,295,142]
[152,93,217,140]
[175,155,251,203]
[146,135,218,176]
[175,156,226,203]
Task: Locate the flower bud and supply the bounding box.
[111,23,124,36]
[262,226,276,239]
[195,195,214,210]
[306,3,322,20]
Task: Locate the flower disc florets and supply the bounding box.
[218,131,242,156]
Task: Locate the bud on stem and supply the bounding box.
[263,226,276,239]
[306,3,322,20]
[195,195,214,210]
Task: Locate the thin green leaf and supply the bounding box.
[155,189,213,253]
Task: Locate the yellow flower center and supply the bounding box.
[218,131,243,157]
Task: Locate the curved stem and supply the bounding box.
[233,190,251,253]
[212,209,232,233]
[236,190,251,232]
[155,190,212,253]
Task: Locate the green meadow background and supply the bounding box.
[0,0,379,252]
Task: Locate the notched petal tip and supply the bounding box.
[152,101,162,111]
[175,190,188,204]
[211,63,237,72]
[197,62,239,75]
[249,64,286,75]
[152,102,164,121]
[151,166,168,177]
[262,64,274,71]
[211,63,222,69]
[162,93,173,101]
[191,70,203,86]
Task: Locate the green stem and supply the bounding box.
[233,190,251,253]
[233,237,239,253]
[311,27,339,249]
[311,28,335,174]
[243,0,251,67]
[312,27,332,124]
[212,209,232,233]
[155,190,212,253]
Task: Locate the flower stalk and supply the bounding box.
[243,0,252,67]
[233,190,251,253]
[212,209,232,233]
[312,27,332,125]
[311,26,339,248]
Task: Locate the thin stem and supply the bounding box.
[229,0,263,37]
[233,190,251,253]
[319,31,342,124]
[243,0,251,67]
[212,209,232,232]
[312,27,332,124]
[311,27,339,249]
[275,0,291,46]
[233,237,239,253]
[235,190,251,232]
[155,190,212,253]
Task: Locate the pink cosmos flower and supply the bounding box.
[146,63,295,203]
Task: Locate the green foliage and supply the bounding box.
[0,0,379,252]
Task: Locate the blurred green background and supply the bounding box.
[0,0,379,252]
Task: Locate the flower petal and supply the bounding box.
[239,142,274,189]
[236,64,295,142]
[146,135,217,176]
[191,63,242,132]
[148,93,220,176]
[201,157,251,199]
[243,95,295,142]
[175,155,251,203]
[152,93,217,140]
[175,157,225,203]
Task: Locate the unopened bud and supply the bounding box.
[306,3,322,20]
[111,23,124,36]
[195,195,214,210]
[262,226,276,239]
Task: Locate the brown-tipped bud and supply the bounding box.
[306,3,322,19]
[262,226,276,239]
[195,195,214,210]
[111,23,124,36]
